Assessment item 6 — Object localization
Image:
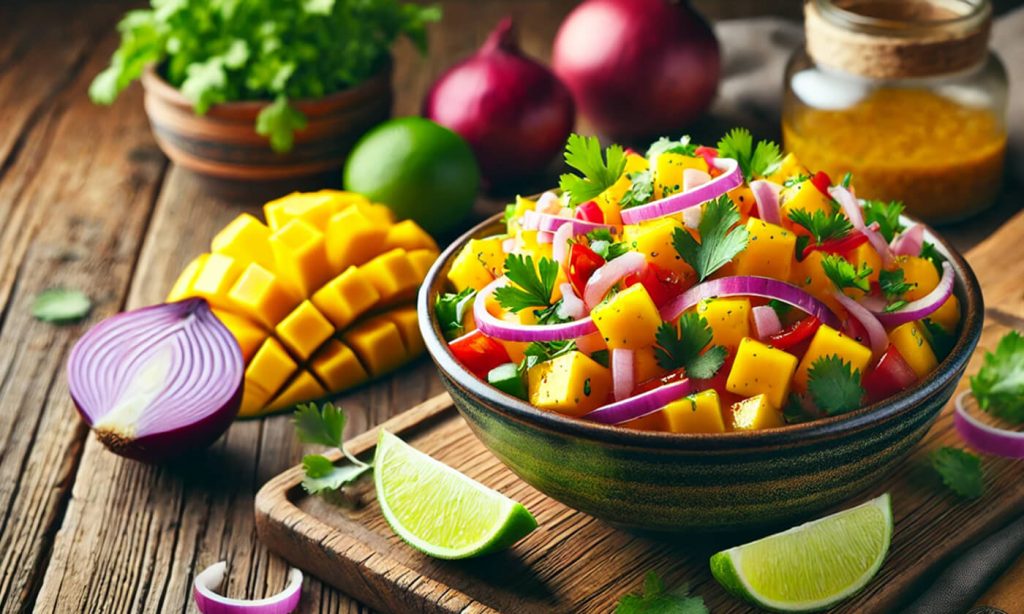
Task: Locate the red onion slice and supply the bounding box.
[891,223,924,257]
[751,305,782,339]
[552,221,574,268]
[872,262,954,328]
[831,186,894,267]
[473,277,597,341]
[954,390,1024,459]
[834,291,887,361]
[557,282,586,320]
[660,276,841,329]
[683,168,711,192]
[193,561,302,614]
[583,378,693,425]
[750,179,783,225]
[620,157,742,224]
[537,230,554,244]
[583,251,646,309]
[612,348,635,401]
[535,211,616,235]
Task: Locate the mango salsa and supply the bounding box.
[528,351,611,417]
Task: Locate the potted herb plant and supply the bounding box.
[91,0,439,185]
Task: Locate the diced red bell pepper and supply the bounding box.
[810,171,832,196]
[622,262,689,308]
[449,330,511,380]
[575,201,605,224]
[801,231,869,259]
[634,368,688,395]
[863,344,918,403]
[767,316,821,351]
[695,146,718,169]
[567,242,605,298]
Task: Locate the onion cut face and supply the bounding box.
[611,348,635,401]
[193,560,302,614]
[954,391,1024,459]
[583,251,646,310]
[620,157,742,224]
[872,262,954,327]
[751,305,782,339]
[527,210,616,235]
[67,298,243,463]
[750,180,782,225]
[833,291,888,361]
[473,277,596,342]
[583,378,693,425]
[831,186,894,266]
[660,276,841,329]
[891,223,924,257]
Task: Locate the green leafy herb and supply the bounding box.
[615,571,708,614]
[787,209,853,244]
[807,355,864,415]
[294,402,372,495]
[559,133,627,205]
[921,318,955,360]
[862,200,905,243]
[821,254,872,293]
[878,268,913,312]
[840,172,853,188]
[435,288,476,340]
[716,127,782,182]
[931,446,983,499]
[587,228,629,260]
[920,241,947,275]
[32,289,92,324]
[783,394,815,424]
[646,136,697,159]
[970,331,1024,424]
[503,203,517,224]
[768,299,792,318]
[494,254,559,313]
[654,313,727,379]
[591,349,610,368]
[518,340,577,376]
[671,196,749,282]
[620,170,655,208]
[783,173,812,188]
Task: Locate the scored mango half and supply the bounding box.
[167,190,439,417]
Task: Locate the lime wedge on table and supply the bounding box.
[711,493,892,612]
[374,430,537,559]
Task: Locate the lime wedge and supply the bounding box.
[711,493,892,612]
[374,430,537,559]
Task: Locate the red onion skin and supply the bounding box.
[424,17,575,186]
[553,0,720,141]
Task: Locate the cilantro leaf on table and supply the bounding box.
[646,136,697,160]
[294,402,371,495]
[494,254,559,313]
[32,288,92,324]
[654,313,728,379]
[862,200,905,243]
[716,127,782,182]
[301,455,371,494]
[295,401,346,447]
[559,134,627,205]
[671,196,749,282]
[620,170,655,208]
[821,254,873,293]
[879,268,913,312]
[435,288,477,340]
[931,446,983,499]
[256,96,309,153]
[787,209,853,244]
[970,331,1024,424]
[807,355,864,415]
[615,571,708,614]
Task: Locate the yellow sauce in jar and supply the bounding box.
[783,88,1006,223]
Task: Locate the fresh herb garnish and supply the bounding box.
[615,571,708,614]
[591,349,610,368]
[783,394,815,424]
[434,288,476,340]
[620,170,655,208]
[559,133,627,205]
[517,340,578,376]
[920,241,947,275]
[821,254,873,293]
[807,355,864,415]
[654,313,727,379]
[931,446,983,499]
[494,254,559,314]
[787,209,853,244]
[783,173,812,188]
[32,288,92,324]
[646,136,698,160]
[921,318,955,359]
[587,228,629,260]
[862,200,905,243]
[840,172,853,188]
[969,330,1024,424]
[769,299,792,318]
[503,203,517,223]
[671,196,749,282]
[716,127,782,182]
[879,268,913,312]
[294,402,372,495]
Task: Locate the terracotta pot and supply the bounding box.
[141,65,392,185]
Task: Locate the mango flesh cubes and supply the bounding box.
[168,190,438,417]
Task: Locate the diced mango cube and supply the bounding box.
[266,371,326,412]
[728,394,784,431]
[527,351,611,417]
[847,242,882,284]
[325,207,388,273]
[654,153,708,199]
[315,189,371,213]
[245,338,296,406]
[733,218,797,281]
[899,256,940,300]
[780,181,834,235]
[591,284,662,350]
[791,250,842,315]
[407,249,437,281]
[384,220,438,253]
[212,309,267,362]
[269,219,331,298]
[264,192,337,231]
[342,316,408,376]
[167,254,208,302]
[385,305,425,356]
[227,263,300,329]
[447,241,496,293]
[662,389,726,433]
[310,266,380,330]
[623,217,693,278]
[728,185,756,217]
[188,253,246,310]
[929,295,960,333]
[794,324,872,391]
[888,322,938,378]
[275,301,334,360]
[697,298,751,351]
[726,337,798,409]
[310,340,370,391]
[211,213,275,271]
[634,345,667,384]
[362,248,421,304]
[765,152,808,184]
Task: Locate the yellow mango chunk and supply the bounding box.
[662,389,726,434]
[325,207,389,273]
[310,340,369,392]
[791,250,842,315]
[729,394,784,431]
[244,338,296,410]
[697,298,751,351]
[275,300,334,360]
[726,337,798,409]
[889,322,938,378]
[635,345,667,385]
[226,263,300,329]
[728,185,756,217]
[188,253,246,310]
[212,309,267,362]
[654,153,708,199]
[384,220,438,253]
[847,242,882,285]
[624,217,693,278]
[211,213,275,271]
[930,295,960,333]
[167,254,208,302]
[343,316,408,376]
[591,284,662,350]
[447,242,494,293]
[385,305,425,356]
[527,351,611,417]
[315,189,371,211]
[240,379,274,418]
[734,218,797,281]
[407,249,438,281]
[361,248,420,305]
[593,152,647,226]
[780,181,833,235]
[899,256,940,300]
[266,371,326,412]
[310,266,380,330]
[264,192,338,231]
[269,219,331,298]
[765,152,808,184]
[794,324,872,391]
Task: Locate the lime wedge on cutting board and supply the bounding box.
[711,493,892,612]
[374,430,537,559]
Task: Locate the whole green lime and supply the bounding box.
[344,117,480,237]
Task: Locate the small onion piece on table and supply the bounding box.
[67,298,243,463]
[660,276,841,329]
[193,561,302,614]
[583,251,647,309]
[872,262,955,328]
[611,348,635,401]
[751,305,782,339]
[750,180,783,225]
[473,277,597,342]
[831,186,894,266]
[620,157,742,224]
[583,378,693,425]
[833,291,888,361]
[954,390,1024,459]
[891,223,925,257]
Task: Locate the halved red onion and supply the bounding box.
[67,298,243,463]
[954,390,1024,459]
[473,277,596,342]
[872,262,954,328]
[552,222,574,268]
[683,168,711,192]
[583,378,693,425]
[557,282,586,320]
[660,276,841,329]
[831,186,894,266]
[583,251,646,309]
[193,561,302,614]
[611,348,635,401]
[833,291,887,361]
[750,179,783,225]
[751,305,782,339]
[620,157,742,224]
[891,223,924,257]
[535,211,616,235]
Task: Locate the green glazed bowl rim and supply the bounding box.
[418,211,984,452]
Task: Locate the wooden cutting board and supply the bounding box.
[255,212,1024,613]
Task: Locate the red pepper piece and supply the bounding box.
[695,145,719,169]
[810,171,832,196]
[767,316,822,351]
[623,262,689,308]
[567,242,605,298]
[801,231,869,259]
[863,344,918,403]
[575,201,605,224]
[449,330,511,380]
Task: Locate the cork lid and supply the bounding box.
[805,0,992,79]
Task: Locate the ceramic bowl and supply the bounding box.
[418,213,983,532]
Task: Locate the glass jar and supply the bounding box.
[783,0,1008,224]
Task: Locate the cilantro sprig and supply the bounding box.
[821,254,873,293]
[878,268,913,312]
[807,355,864,415]
[559,134,627,205]
[615,571,708,614]
[783,173,812,188]
[294,402,372,495]
[672,196,749,282]
[620,170,654,209]
[587,228,629,260]
[517,340,577,377]
[654,313,727,379]
[970,331,1024,423]
[646,136,697,160]
[787,209,853,245]
[434,288,476,340]
[862,200,905,243]
[494,254,559,314]
[716,127,782,182]
[931,446,983,499]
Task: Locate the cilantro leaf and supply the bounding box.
[301,456,372,495]
[862,200,905,243]
[840,172,853,188]
[879,268,913,312]
[559,134,627,205]
[671,196,748,282]
[645,136,697,160]
[821,254,872,293]
[787,209,853,244]
[970,331,1024,424]
[494,254,559,313]
[294,402,371,495]
[931,446,983,499]
[587,229,629,260]
[783,173,812,188]
[716,128,782,181]
[621,170,654,208]
[294,401,345,447]
[807,355,864,415]
[615,571,708,614]
[921,318,955,360]
[654,313,727,379]
[920,241,947,275]
[435,288,476,340]
[256,96,308,154]
[32,288,92,324]
[518,340,577,376]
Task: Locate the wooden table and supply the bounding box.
[1,1,1021,612]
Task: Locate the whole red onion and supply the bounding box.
[423,17,575,187]
[552,0,720,142]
